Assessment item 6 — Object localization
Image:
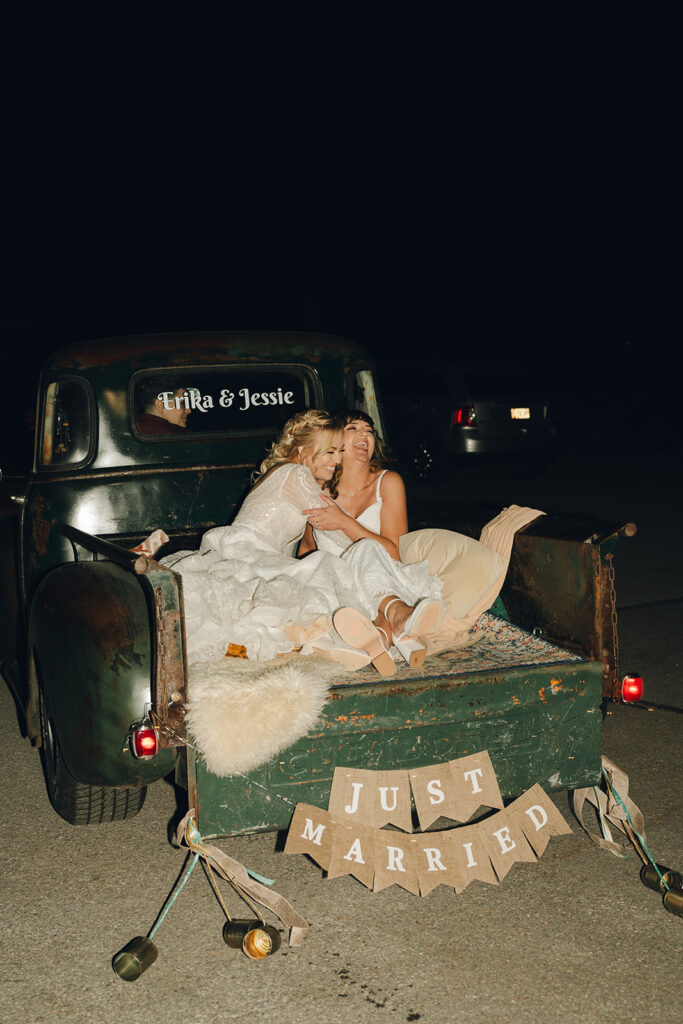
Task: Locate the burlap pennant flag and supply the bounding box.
[507,784,573,857]
[327,821,376,888]
[373,830,420,894]
[447,751,504,822]
[329,766,412,831]
[480,810,537,881]
[284,803,334,870]
[413,831,467,896]
[409,762,463,831]
[370,769,413,832]
[446,823,498,890]
[328,767,376,825]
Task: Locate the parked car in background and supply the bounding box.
[378,362,558,483]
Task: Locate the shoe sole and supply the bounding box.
[333,608,396,677]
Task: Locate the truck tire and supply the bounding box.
[38,684,147,825]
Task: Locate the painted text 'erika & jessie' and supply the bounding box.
[158,387,296,413]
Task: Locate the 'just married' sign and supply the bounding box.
[284,752,572,896]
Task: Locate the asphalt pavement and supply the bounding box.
[1,439,681,1024]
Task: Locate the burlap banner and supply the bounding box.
[285,760,572,897]
[328,750,503,832]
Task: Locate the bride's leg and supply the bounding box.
[378,595,411,636]
[379,595,445,668]
[372,608,393,648]
[381,596,445,638]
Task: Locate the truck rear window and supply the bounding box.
[132,365,320,438]
[40,379,93,467]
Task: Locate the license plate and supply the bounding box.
[510,407,530,420]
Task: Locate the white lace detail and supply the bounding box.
[161,462,441,664]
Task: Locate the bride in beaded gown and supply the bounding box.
[161,411,442,666]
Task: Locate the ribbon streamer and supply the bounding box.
[570,755,646,858]
[175,810,308,947]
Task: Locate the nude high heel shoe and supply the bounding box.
[300,635,372,671]
[392,635,427,669]
[384,597,445,638]
[332,608,396,678]
[382,597,446,668]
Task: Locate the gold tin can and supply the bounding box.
[112,936,159,981]
[242,925,281,960]
[222,919,261,948]
[640,863,683,894]
[222,919,281,959]
[663,887,683,918]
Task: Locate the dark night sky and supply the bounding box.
[1,5,678,386]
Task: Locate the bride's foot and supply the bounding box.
[381,597,446,640]
[300,635,371,671]
[332,608,396,677]
[282,614,329,645]
[380,597,412,636]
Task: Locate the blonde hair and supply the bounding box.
[254,409,339,480]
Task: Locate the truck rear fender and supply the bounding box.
[28,559,176,787]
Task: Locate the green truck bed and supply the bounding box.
[186,613,602,839]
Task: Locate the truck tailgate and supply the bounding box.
[186,616,602,839]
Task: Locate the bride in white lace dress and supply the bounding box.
[162,410,443,671]
[299,409,438,666]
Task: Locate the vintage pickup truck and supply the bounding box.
[1,332,635,838]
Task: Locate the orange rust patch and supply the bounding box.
[512,695,521,705]
[550,679,562,693]
[538,687,547,703]
[334,715,349,723]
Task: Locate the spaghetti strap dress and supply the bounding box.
[162,463,441,664]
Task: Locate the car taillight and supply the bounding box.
[130,722,158,758]
[621,675,644,703]
[453,404,476,427]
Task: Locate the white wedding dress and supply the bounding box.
[314,469,388,557]
[162,463,441,664]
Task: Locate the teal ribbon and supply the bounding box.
[601,768,670,892]
[148,852,200,940]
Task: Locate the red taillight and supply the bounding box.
[453,404,476,427]
[621,675,644,703]
[131,725,158,758]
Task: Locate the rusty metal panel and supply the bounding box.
[187,659,603,839]
[503,534,602,656]
[28,560,176,787]
[134,559,188,748]
[503,533,624,699]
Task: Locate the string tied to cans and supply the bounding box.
[112,809,308,981]
[571,755,682,919]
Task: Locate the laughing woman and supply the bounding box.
[162,409,443,673]
[299,409,443,666]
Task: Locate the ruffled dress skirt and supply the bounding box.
[162,531,442,664]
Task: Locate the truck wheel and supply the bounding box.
[38,684,147,825]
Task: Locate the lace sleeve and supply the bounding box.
[280,463,326,510]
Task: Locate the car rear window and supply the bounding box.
[131,365,320,439]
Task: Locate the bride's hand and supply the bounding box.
[303,494,352,532]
